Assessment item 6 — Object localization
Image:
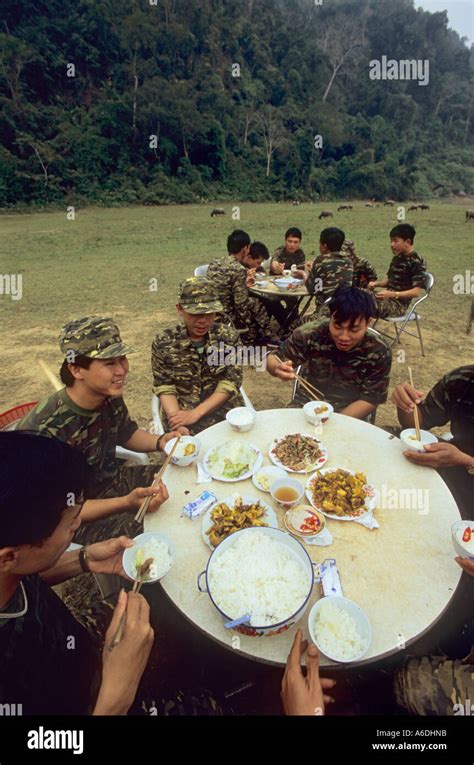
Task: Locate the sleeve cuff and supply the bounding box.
[216,380,239,396]
[154,385,178,397]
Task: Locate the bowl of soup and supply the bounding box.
[270,477,304,508]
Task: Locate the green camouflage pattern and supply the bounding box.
[178,276,223,314]
[151,322,244,435]
[419,365,474,455]
[394,656,474,715]
[272,245,306,270]
[18,389,140,497]
[59,316,136,359]
[206,254,273,343]
[376,250,426,318]
[306,252,354,305]
[341,240,378,288]
[278,321,392,410]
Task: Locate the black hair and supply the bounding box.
[285,227,302,241]
[320,227,345,252]
[328,285,375,326]
[389,224,416,243]
[60,355,93,387]
[0,432,90,547]
[248,241,269,261]
[227,229,251,254]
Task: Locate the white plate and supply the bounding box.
[252,465,287,492]
[203,440,263,482]
[269,433,329,474]
[305,468,376,521]
[201,494,278,549]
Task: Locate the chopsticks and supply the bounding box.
[134,436,182,524]
[37,359,62,392]
[110,578,143,647]
[273,355,325,401]
[408,367,421,441]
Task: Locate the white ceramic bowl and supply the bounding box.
[226,407,256,432]
[122,532,175,584]
[400,428,438,452]
[164,435,201,466]
[252,465,287,492]
[274,277,302,292]
[308,596,372,663]
[451,521,474,560]
[303,400,334,425]
[197,526,314,637]
[270,477,304,508]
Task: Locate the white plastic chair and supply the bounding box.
[194,264,209,277]
[373,272,434,357]
[151,388,255,432]
[115,443,150,465]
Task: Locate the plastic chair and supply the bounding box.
[151,387,255,433]
[194,264,209,277]
[372,272,434,356]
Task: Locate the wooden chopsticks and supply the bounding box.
[408,367,421,441]
[274,355,325,401]
[37,359,62,392]
[134,436,181,524]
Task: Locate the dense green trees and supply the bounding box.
[0,0,472,206]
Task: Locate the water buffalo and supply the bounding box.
[337,204,353,211]
[319,210,333,219]
[418,204,430,210]
[408,205,419,212]
[210,208,225,217]
[384,200,395,206]
[466,210,474,221]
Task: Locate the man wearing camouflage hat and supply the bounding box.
[19,316,185,545]
[151,277,244,434]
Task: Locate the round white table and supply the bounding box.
[145,410,462,667]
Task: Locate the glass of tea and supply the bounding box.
[270,477,304,508]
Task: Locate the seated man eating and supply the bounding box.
[266,286,392,420]
[151,277,244,434]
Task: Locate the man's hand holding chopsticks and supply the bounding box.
[126,481,169,514]
[268,356,296,382]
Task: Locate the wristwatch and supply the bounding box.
[78,547,90,573]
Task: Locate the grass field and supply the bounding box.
[1,201,473,430]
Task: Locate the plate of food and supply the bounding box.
[201,493,278,548]
[203,440,263,482]
[269,433,328,473]
[305,468,376,521]
[252,465,287,492]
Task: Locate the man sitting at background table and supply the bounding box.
[270,227,307,274]
[207,230,279,345]
[340,239,378,289]
[391,365,474,519]
[18,316,176,546]
[266,286,392,420]
[151,277,244,435]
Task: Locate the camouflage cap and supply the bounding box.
[178,277,223,314]
[341,239,356,256]
[59,316,137,360]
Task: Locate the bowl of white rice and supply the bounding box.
[308,596,371,663]
[123,532,175,583]
[197,527,314,636]
[226,407,256,432]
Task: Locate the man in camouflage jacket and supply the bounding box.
[341,239,378,288]
[19,316,182,544]
[152,277,244,435]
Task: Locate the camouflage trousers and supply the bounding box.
[394,655,474,715]
[73,463,163,546]
[375,297,407,319]
[233,297,274,344]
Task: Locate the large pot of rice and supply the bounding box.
[197,527,314,637]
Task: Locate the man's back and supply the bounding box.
[206,254,245,320]
[307,252,354,302]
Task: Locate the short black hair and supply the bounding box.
[320,227,345,252]
[0,432,90,547]
[60,355,93,387]
[328,285,375,326]
[389,224,416,243]
[248,241,269,261]
[227,229,251,254]
[285,227,302,241]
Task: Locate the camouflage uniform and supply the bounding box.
[395,656,474,716]
[306,251,354,305]
[206,254,273,343]
[418,365,474,519]
[341,240,378,288]
[278,320,392,410]
[376,251,426,319]
[152,278,244,435]
[18,317,160,544]
[272,245,306,270]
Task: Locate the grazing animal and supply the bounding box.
[418,204,430,210]
[465,210,474,221]
[292,200,301,206]
[210,208,225,217]
[384,200,395,206]
[337,204,353,211]
[365,202,375,207]
[319,210,333,219]
[408,205,419,212]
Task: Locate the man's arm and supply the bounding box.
[40,537,134,586]
[368,278,388,289]
[339,400,376,420]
